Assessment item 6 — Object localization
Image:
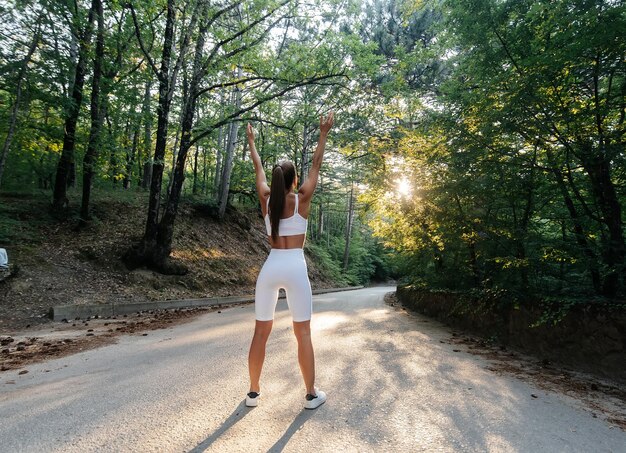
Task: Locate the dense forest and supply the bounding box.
[1,0,625,313]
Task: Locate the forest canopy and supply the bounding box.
[1,0,625,301]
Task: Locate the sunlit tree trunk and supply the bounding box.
[218,119,240,216]
[218,67,243,218]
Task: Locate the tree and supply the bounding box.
[441,0,626,296]
[0,20,40,187]
[52,0,96,210]
[79,0,104,222]
[125,0,348,272]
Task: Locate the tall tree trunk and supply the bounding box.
[218,67,244,218]
[547,149,602,294]
[317,176,324,240]
[38,106,51,189]
[300,121,309,184]
[142,0,176,246]
[140,79,153,189]
[192,143,199,194]
[202,142,208,194]
[213,89,227,196]
[124,126,140,189]
[67,29,79,97]
[80,0,105,222]
[213,126,223,195]
[125,0,209,269]
[514,148,537,290]
[67,159,76,188]
[109,116,128,185]
[317,205,324,240]
[167,121,182,194]
[299,87,310,184]
[581,153,625,296]
[52,2,96,210]
[141,160,153,189]
[558,221,567,292]
[218,119,240,217]
[467,240,480,287]
[343,184,354,271]
[0,27,40,187]
[153,7,209,271]
[454,194,480,286]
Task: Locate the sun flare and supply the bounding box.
[397,178,412,197]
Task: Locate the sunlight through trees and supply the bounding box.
[1,0,625,300]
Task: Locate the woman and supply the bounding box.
[246,112,334,410]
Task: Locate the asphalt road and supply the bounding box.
[1,286,624,452]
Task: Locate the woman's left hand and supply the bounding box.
[319,111,334,135]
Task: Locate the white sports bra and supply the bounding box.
[264,193,308,236]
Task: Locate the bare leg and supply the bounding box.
[248,320,273,393]
[293,320,316,395]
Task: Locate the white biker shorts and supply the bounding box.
[255,248,313,322]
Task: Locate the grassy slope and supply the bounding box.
[0,190,340,330]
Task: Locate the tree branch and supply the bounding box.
[202,0,290,73]
[189,71,346,148]
[195,76,273,98]
[126,3,159,75]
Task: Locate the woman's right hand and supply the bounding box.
[246,123,255,143]
[319,112,334,135]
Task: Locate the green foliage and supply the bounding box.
[7,0,623,303]
[359,0,626,305]
[305,241,351,286]
[0,0,395,279]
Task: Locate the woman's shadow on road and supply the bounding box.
[267,409,316,453]
[188,401,317,453]
[188,400,250,452]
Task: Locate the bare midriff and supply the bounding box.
[269,233,306,249]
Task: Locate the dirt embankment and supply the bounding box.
[396,285,626,384]
[0,192,339,332]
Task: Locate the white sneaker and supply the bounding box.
[304,388,326,409]
[246,391,260,407]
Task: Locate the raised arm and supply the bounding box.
[299,112,334,202]
[247,123,270,204]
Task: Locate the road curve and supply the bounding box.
[0,286,624,452]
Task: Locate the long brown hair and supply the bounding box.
[269,161,296,240]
